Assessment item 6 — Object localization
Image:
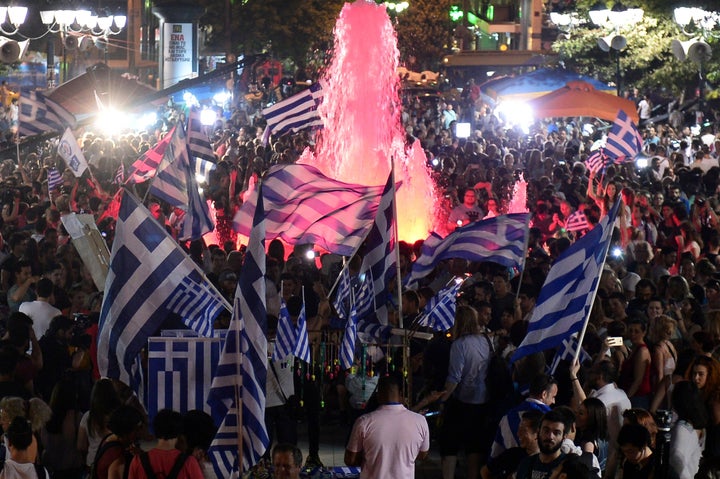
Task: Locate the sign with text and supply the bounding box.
[162,23,194,89]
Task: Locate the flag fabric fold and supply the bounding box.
[417,281,462,332]
[233,164,393,256]
[406,214,530,288]
[19,91,75,137]
[97,192,227,387]
[355,173,397,325]
[272,300,296,362]
[262,83,324,141]
[548,334,591,375]
[584,150,606,175]
[187,108,217,162]
[126,128,175,184]
[340,308,359,370]
[149,125,215,241]
[332,267,351,321]
[511,201,621,364]
[294,305,310,363]
[208,185,269,475]
[605,109,643,162]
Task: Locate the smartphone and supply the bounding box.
[606,337,624,347]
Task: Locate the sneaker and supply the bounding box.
[303,454,324,471]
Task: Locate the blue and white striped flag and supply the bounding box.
[187,108,217,163]
[233,164,391,256]
[294,305,310,363]
[340,308,359,370]
[262,83,323,141]
[585,150,606,175]
[47,167,62,193]
[150,125,215,241]
[356,319,393,343]
[356,173,396,325]
[333,267,351,320]
[195,157,217,180]
[605,110,643,162]
[548,334,591,375]
[147,337,223,421]
[565,210,590,232]
[417,281,462,332]
[97,192,228,388]
[208,184,268,475]
[272,300,296,361]
[511,200,621,364]
[406,214,530,288]
[114,162,125,185]
[19,91,75,137]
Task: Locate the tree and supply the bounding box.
[553,13,718,99]
[394,0,455,71]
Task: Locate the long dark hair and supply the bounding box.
[578,397,608,443]
[87,378,121,436]
[45,374,78,434]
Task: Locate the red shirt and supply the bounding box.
[127,448,204,479]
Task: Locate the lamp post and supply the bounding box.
[589,3,643,97]
[673,7,718,123]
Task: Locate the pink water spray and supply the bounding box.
[304,0,439,242]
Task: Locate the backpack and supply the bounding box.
[89,434,131,479]
[138,451,188,479]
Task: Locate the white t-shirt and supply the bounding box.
[18,301,61,339]
[0,458,49,479]
[347,404,430,479]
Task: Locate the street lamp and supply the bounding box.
[590,3,643,97]
[673,7,717,123]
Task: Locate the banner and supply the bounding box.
[57,128,88,177]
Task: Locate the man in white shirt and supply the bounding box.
[571,359,630,479]
[19,278,60,339]
[345,375,430,478]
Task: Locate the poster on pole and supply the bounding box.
[163,23,194,89]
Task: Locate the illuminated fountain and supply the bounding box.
[301,0,438,241]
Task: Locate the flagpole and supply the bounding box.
[390,161,403,329]
[572,200,622,365]
[513,217,533,301]
[328,257,349,299]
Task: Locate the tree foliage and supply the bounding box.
[198,0,344,67]
[553,14,718,98]
[394,0,455,71]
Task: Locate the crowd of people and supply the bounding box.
[0,76,715,479]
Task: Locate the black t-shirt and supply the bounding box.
[515,452,566,479]
[488,447,529,479]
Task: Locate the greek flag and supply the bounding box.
[147,337,223,420]
[605,110,643,161]
[126,128,175,184]
[333,267,351,321]
[208,185,268,475]
[19,91,75,137]
[356,173,396,325]
[47,168,62,193]
[340,308,359,370]
[272,300,296,361]
[187,108,217,162]
[98,192,228,387]
[417,281,462,332]
[150,125,215,241]
[585,150,606,175]
[406,214,530,288]
[565,210,590,232]
[511,200,621,364]
[114,163,125,185]
[294,305,310,363]
[233,164,390,256]
[262,83,323,140]
[548,334,591,375]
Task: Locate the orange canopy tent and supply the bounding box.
[527,81,639,123]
